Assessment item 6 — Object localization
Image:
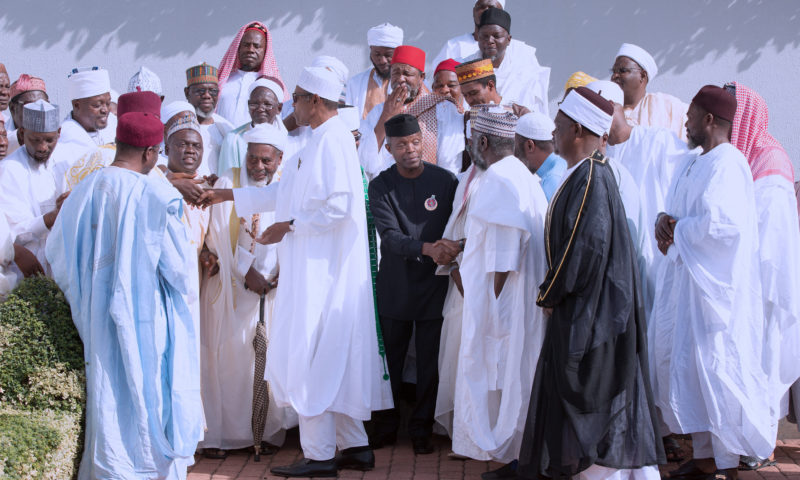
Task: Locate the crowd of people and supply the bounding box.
[0,1,798,479]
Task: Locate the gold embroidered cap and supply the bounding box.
[455,59,494,85]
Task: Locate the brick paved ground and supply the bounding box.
[188,427,800,480]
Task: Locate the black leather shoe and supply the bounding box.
[270,458,338,477]
[411,436,435,455]
[482,460,519,479]
[336,446,375,470]
[368,430,397,449]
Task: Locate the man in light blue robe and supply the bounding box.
[45,111,204,479]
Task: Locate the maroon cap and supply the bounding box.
[116,112,163,147]
[574,86,614,116]
[692,85,737,123]
[117,91,162,118]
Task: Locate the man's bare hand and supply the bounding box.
[55,191,70,210]
[14,244,44,277]
[199,249,219,276]
[257,221,293,245]
[204,174,219,187]
[451,267,464,297]
[167,171,205,206]
[244,267,271,295]
[655,213,677,255]
[196,188,234,208]
[433,238,462,265]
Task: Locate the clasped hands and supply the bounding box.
[423,238,463,265]
[654,213,677,256]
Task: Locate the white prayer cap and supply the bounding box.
[310,56,349,86]
[161,100,196,124]
[297,67,343,103]
[67,67,111,101]
[127,66,163,96]
[22,99,60,132]
[616,43,658,81]
[339,106,361,131]
[367,23,404,48]
[248,77,284,102]
[515,112,554,141]
[559,88,613,137]
[586,80,624,106]
[242,123,287,152]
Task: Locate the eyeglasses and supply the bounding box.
[609,67,642,75]
[190,87,219,97]
[292,92,313,103]
[248,101,278,110]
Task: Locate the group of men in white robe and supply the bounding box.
[1,1,799,479]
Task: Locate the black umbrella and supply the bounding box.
[251,293,270,461]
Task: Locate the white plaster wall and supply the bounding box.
[2,0,798,168]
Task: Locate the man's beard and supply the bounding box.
[404,86,420,104]
[687,132,703,150]
[470,140,488,170]
[372,60,391,80]
[249,170,269,187]
[196,109,211,120]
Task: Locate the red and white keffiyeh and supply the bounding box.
[217,21,287,101]
[731,82,794,183]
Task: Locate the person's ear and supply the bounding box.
[184,87,191,101]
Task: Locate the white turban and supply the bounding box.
[367,23,404,48]
[242,123,287,152]
[68,67,111,101]
[248,77,284,102]
[311,56,349,86]
[616,43,658,81]
[161,100,196,124]
[559,89,612,137]
[127,66,163,96]
[338,106,361,131]
[515,112,554,141]
[297,67,342,103]
[586,80,624,106]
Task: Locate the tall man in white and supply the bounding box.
[200,124,296,455]
[200,66,392,478]
[652,85,773,480]
[452,107,547,470]
[0,99,69,277]
[346,23,403,119]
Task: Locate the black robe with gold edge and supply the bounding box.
[517,151,665,479]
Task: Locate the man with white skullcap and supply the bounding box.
[199,123,298,458]
[513,111,565,201]
[128,65,164,100]
[346,22,403,119]
[450,107,547,477]
[0,99,70,277]
[200,66,392,477]
[611,43,689,141]
[517,87,664,480]
[218,76,288,175]
[60,66,116,153]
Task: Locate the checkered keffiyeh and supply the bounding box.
[404,93,457,165]
[731,82,794,183]
[218,21,287,101]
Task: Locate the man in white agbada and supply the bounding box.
[346,23,403,119]
[127,65,164,100]
[200,66,392,478]
[184,62,234,176]
[199,123,297,456]
[651,85,774,479]
[451,107,547,467]
[46,111,204,480]
[611,43,689,141]
[0,99,71,277]
[59,67,117,154]
[217,77,288,175]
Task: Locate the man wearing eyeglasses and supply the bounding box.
[611,43,689,141]
[185,63,234,176]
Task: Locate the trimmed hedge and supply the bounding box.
[0,276,85,479]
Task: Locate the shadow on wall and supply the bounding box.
[1,0,798,92]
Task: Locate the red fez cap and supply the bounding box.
[391,46,426,73]
[116,112,163,148]
[117,91,162,118]
[435,58,460,75]
[692,85,737,123]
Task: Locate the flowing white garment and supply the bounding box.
[606,157,643,257]
[751,175,800,420]
[199,114,234,176]
[460,42,550,115]
[0,214,18,299]
[199,171,297,449]
[624,92,688,142]
[216,70,260,127]
[232,115,393,419]
[607,126,694,314]
[434,165,485,436]
[0,145,72,274]
[650,142,774,459]
[59,115,116,156]
[453,156,548,463]
[359,100,464,178]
